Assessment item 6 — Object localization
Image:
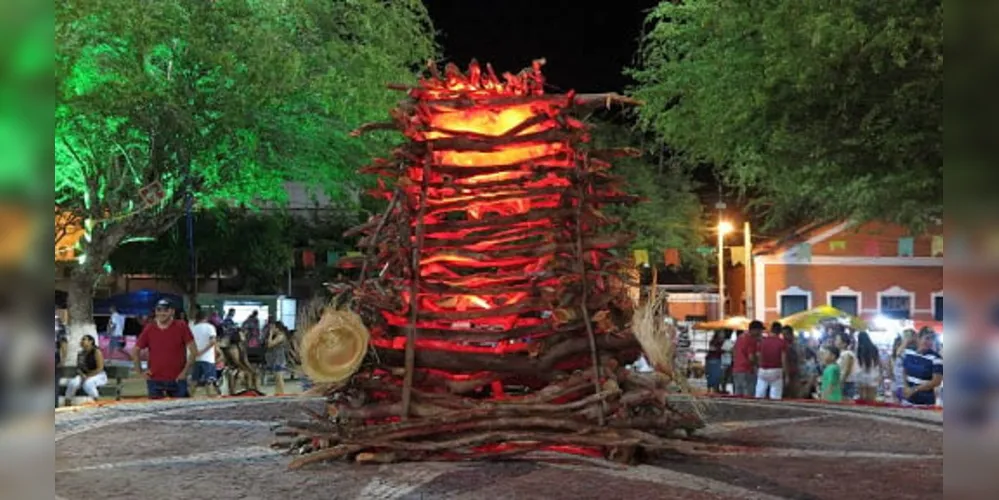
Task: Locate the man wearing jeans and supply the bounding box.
[755,325,788,399]
[732,321,764,396]
[132,299,197,398]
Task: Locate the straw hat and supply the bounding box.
[299,309,370,384]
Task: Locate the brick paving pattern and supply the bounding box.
[55,397,942,500]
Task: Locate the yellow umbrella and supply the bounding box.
[694,316,752,331]
[779,305,866,331]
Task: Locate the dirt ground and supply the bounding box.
[55,396,941,500]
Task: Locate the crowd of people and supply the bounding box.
[57,299,300,405]
[701,320,943,407]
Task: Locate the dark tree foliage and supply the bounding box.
[629,0,942,231]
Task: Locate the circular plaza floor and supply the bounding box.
[55,396,941,500]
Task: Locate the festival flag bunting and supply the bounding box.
[863,239,880,257]
[931,235,944,257]
[986,233,999,258]
[301,249,316,268]
[346,251,363,258]
[326,250,339,266]
[633,249,650,266]
[664,248,681,267]
[729,246,746,266]
[828,240,847,252]
[794,243,812,262]
[696,246,715,256]
[897,237,915,257]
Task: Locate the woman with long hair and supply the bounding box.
[853,331,881,402]
[705,330,726,393]
[63,334,106,406]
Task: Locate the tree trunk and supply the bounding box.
[65,270,99,368]
[64,225,127,366]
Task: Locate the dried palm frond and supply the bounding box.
[631,286,705,415]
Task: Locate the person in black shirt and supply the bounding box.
[62,335,107,406]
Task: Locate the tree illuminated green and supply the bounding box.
[629,0,942,230]
[55,0,436,349]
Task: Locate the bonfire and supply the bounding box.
[276,60,703,467]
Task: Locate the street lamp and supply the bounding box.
[717,221,732,320]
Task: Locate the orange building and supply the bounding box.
[749,221,943,324]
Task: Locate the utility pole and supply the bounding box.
[744,221,753,318]
[715,199,728,320]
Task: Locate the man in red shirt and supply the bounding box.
[131,299,197,398]
[732,320,764,396]
[755,322,789,399]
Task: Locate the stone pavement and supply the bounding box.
[55,396,942,500]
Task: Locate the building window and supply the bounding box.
[826,286,862,317]
[878,286,914,320]
[932,293,944,322]
[777,286,811,317]
[830,295,859,316]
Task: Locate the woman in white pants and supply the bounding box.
[64,334,107,405]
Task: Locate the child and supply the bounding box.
[820,345,843,403]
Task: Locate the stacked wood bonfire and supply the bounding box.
[277,60,704,468]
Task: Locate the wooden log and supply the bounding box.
[372,331,639,376]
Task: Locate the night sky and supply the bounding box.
[422,0,661,93]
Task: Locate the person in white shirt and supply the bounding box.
[190,310,220,396]
[107,305,127,358]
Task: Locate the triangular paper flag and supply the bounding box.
[828,240,847,251]
[633,249,650,266]
[930,236,943,257]
[986,233,999,258]
[301,249,316,268]
[864,239,880,257]
[791,243,811,262]
[729,246,746,266]
[897,237,915,257]
[664,248,680,267]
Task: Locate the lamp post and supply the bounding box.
[744,221,753,319]
[717,220,733,320]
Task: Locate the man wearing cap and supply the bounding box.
[131,299,198,398]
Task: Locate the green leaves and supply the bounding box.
[56,0,437,268]
[629,0,941,230]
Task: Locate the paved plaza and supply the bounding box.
[55,396,942,500]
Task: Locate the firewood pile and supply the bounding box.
[275,60,704,467]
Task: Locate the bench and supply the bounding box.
[57,365,131,400]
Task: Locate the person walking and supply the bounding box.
[190,310,220,397]
[732,321,763,397]
[107,305,127,359]
[131,299,197,399]
[265,322,289,395]
[63,335,107,406]
[755,323,788,400]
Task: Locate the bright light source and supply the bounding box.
[718,221,734,235]
[872,315,897,330]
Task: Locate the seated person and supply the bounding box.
[63,335,107,406]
